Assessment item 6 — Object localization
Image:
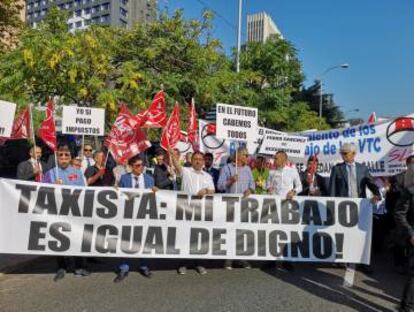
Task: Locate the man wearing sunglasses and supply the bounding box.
[81,144,95,173]
[42,144,89,281]
[114,154,158,283]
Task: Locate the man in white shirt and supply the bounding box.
[266,151,302,272]
[170,149,215,275]
[266,151,303,199]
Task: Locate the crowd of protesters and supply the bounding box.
[5,139,414,311]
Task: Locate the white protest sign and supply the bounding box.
[0,178,372,264]
[216,103,258,142]
[248,127,285,154]
[0,100,17,138]
[62,106,105,136]
[259,132,308,158]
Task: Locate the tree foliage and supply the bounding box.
[0,0,24,51]
[0,8,330,132]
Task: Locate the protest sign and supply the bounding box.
[62,106,105,136]
[247,127,285,154]
[259,133,307,158]
[0,100,17,138]
[216,104,258,142]
[0,179,372,264]
[294,115,414,176]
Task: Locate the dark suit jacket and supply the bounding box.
[16,159,47,181]
[119,173,154,189]
[299,171,328,196]
[394,187,414,243]
[204,167,220,191]
[329,162,380,198]
[153,164,174,190]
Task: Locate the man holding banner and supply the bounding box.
[114,154,158,282]
[170,150,215,275]
[329,142,380,278]
[217,147,255,270]
[42,144,89,281]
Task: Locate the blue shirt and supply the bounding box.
[43,166,86,186]
[217,163,255,194]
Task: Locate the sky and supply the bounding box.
[162,0,413,121]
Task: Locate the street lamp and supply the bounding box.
[317,63,349,118]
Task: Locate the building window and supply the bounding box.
[120,18,127,28]
[101,3,110,10]
[28,12,33,19]
[120,7,128,17]
[27,3,33,10]
[42,0,47,5]
[65,2,73,9]
[84,7,91,14]
[58,3,65,9]
[34,11,39,17]
[92,16,100,23]
[41,9,47,16]
[68,23,74,29]
[121,0,128,5]
[84,19,91,26]
[74,0,81,6]
[101,14,110,23]
[75,9,81,17]
[83,0,90,4]
[92,5,100,13]
[76,21,82,28]
[34,1,39,7]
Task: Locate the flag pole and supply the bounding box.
[235,141,238,194]
[51,98,59,182]
[81,135,85,160]
[29,103,42,179]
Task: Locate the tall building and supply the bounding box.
[25,0,157,30]
[247,12,282,43]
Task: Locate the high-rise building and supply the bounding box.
[25,0,157,30]
[247,12,282,43]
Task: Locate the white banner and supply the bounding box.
[0,100,17,138]
[62,106,105,136]
[216,103,258,142]
[0,179,372,263]
[295,115,414,176]
[259,133,308,158]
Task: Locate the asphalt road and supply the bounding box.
[0,254,404,312]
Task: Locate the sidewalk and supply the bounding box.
[0,254,38,274]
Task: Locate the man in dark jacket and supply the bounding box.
[16,146,46,181]
[394,155,414,312]
[299,155,328,196]
[153,149,175,190]
[329,143,380,276]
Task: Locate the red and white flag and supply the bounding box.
[367,112,377,124]
[0,108,31,145]
[139,90,167,128]
[160,102,181,150]
[38,100,57,152]
[187,98,198,150]
[105,103,151,162]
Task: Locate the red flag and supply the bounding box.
[105,103,151,162]
[367,112,377,124]
[38,100,57,152]
[187,98,198,150]
[139,90,167,128]
[0,108,31,145]
[160,102,181,151]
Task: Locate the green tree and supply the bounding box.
[0,0,24,52]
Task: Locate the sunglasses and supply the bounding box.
[84,149,92,152]
[58,153,71,157]
[132,163,143,167]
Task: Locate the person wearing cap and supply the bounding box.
[329,142,380,275]
[299,156,328,196]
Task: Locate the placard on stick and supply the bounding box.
[216,103,258,142]
[0,100,17,138]
[62,106,105,136]
[259,133,308,158]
